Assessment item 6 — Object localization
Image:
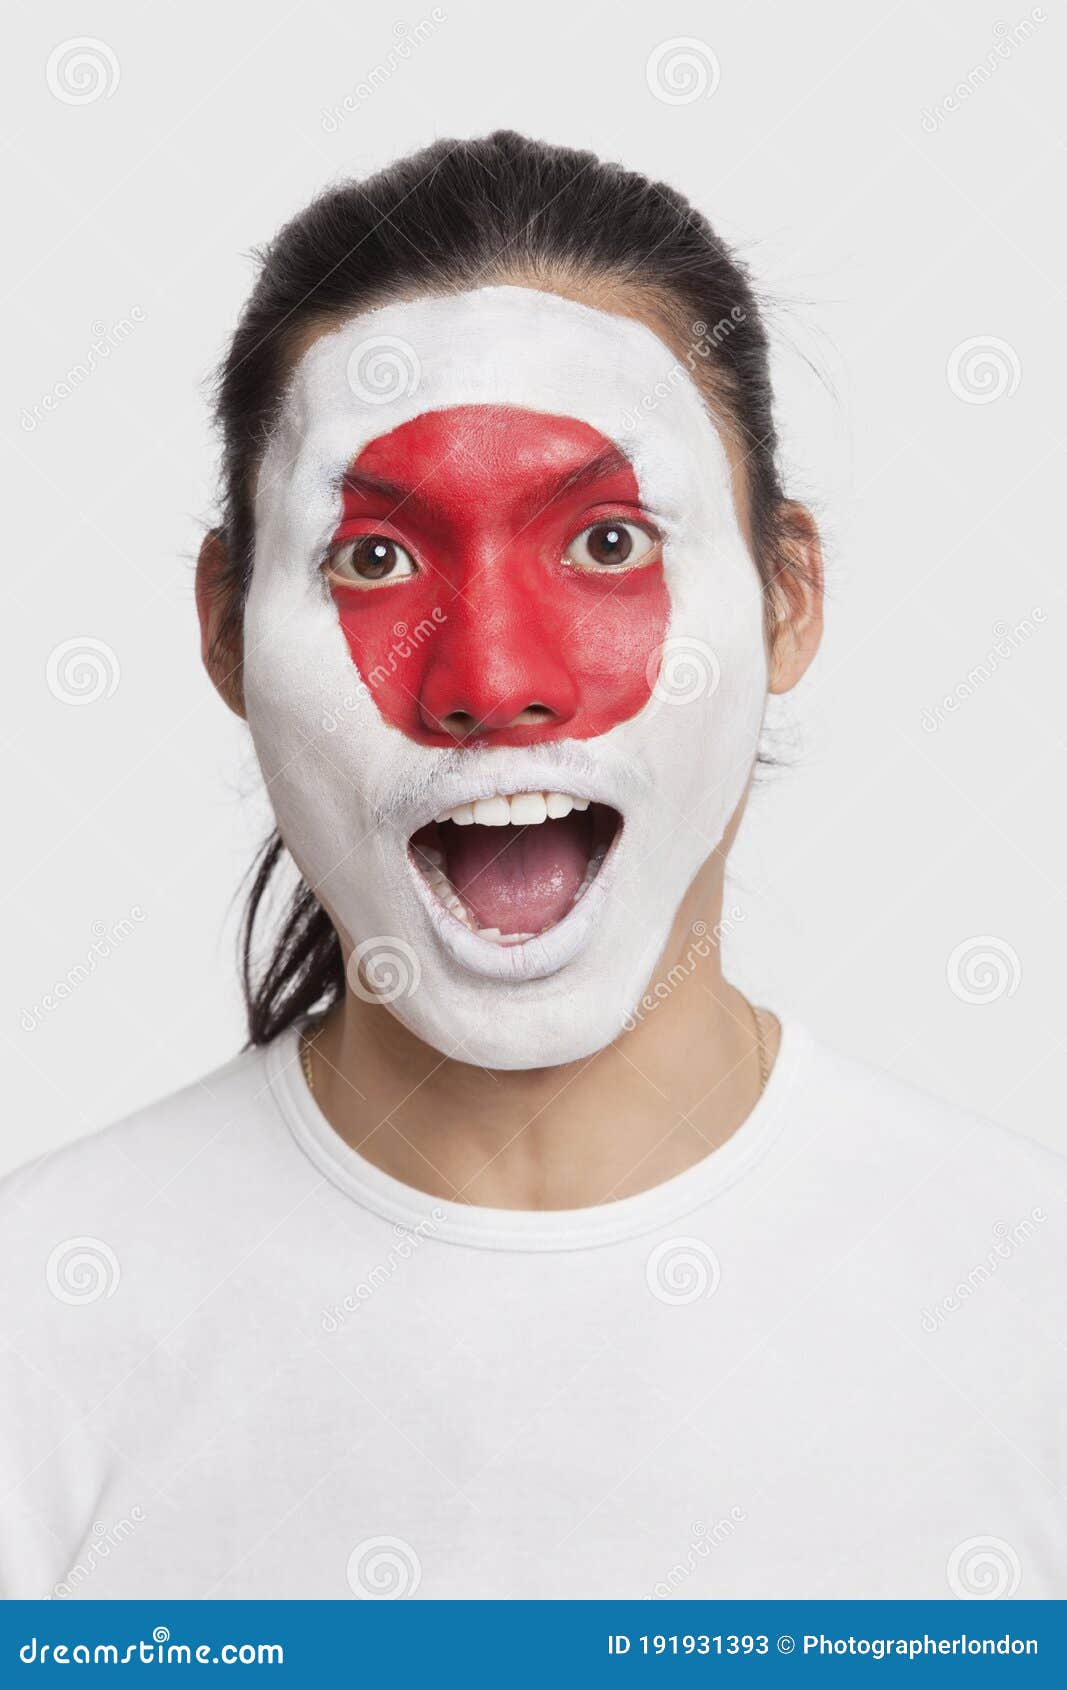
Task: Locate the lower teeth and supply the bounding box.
[413,844,607,943]
[572,845,606,903]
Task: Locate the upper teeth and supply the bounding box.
[434,791,591,827]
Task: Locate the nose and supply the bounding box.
[417,584,578,742]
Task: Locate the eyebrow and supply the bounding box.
[339,443,636,519]
[539,445,634,509]
[340,468,417,514]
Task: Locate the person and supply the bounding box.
[2,132,1063,1602]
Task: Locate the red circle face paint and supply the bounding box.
[326,405,670,747]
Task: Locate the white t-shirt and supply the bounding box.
[1,1020,1064,1601]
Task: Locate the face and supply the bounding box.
[242,287,768,1069]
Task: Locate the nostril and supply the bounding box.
[440,709,480,739]
[437,702,560,738]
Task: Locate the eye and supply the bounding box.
[564,520,659,572]
[328,534,418,587]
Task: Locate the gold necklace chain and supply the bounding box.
[301,1004,770,1098]
[300,1024,319,1095]
[752,1002,769,1093]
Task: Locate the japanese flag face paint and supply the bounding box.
[243,287,767,1069]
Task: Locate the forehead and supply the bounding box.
[256,286,749,576]
[358,403,613,475]
[282,290,715,493]
[291,285,695,427]
[350,405,639,512]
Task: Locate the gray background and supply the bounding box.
[3,0,1063,1174]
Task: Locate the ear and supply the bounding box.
[767,503,824,694]
[195,528,246,718]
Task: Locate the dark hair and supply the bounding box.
[210,130,803,1046]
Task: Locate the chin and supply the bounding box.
[384,934,664,1073]
[392,761,693,1067]
[328,774,668,1070]
[269,719,751,1075]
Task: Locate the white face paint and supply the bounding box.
[243,287,767,1069]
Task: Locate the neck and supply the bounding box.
[308,878,775,1211]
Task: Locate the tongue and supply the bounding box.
[443,813,592,934]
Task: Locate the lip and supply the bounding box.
[402,781,626,983]
[395,760,619,838]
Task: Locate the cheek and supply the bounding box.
[545,564,672,733]
[330,561,672,745]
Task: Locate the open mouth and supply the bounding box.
[409,792,622,945]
